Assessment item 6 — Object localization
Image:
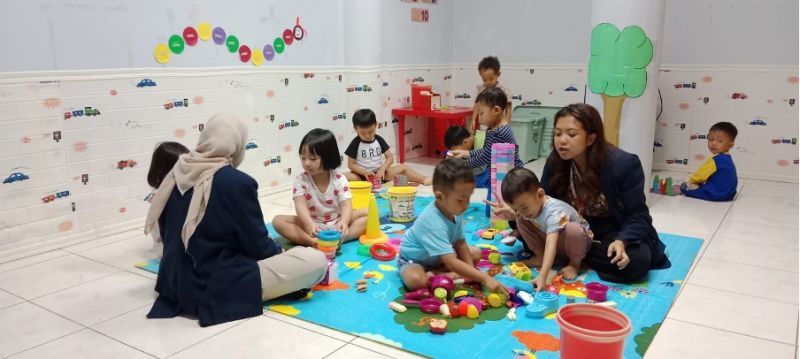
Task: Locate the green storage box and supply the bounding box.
[511,105,562,161]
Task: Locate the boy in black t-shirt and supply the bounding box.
[345,109,432,185]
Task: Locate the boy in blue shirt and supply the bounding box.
[398,158,507,295]
[681,122,738,201]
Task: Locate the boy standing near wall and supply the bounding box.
[467,56,513,132]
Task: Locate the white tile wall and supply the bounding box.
[655,67,799,182]
[0,66,452,260]
[2,64,796,261]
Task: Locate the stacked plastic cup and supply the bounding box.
[317,230,342,260]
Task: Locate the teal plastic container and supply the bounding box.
[511,105,562,161]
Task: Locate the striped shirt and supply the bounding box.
[466,124,524,169]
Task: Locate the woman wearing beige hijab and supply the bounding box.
[145,114,327,327]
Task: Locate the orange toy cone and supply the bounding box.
[359,195,388,245]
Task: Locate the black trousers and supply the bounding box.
[584,238,652,283]
[515,219,653,283]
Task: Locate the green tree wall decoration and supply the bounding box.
[588,23,653,146]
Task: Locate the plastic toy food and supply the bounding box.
[429,318,448,334]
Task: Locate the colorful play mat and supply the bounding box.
[136,196,702,358]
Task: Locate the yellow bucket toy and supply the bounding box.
[350,181,372,210]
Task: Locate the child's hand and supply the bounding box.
[337,221,349,238]
[305,223,319,238]
[483,190,516,220]
[483,277,509,297]
[532,275,546,293]
[449,149,469,159]
[376,169,386,182]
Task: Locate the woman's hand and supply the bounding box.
[608,240,630,269]
[448,149,469,159]
[482,190,516,220]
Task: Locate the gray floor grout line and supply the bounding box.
[717,216,800,232]
[3,300,89,358]
[163,317,257,359]
[698,256,799,274]
[262,312,357,344]
[84,327,159,359]
[24,268,124,302]
[126,267,159,281]
[685,282,799,305]
[655,180,741,331]
[0,229,145,273]
[72,250,143,272]
[0,288,24,309]
[321,342,352,359]
[708,236,800,251]
[0,250,72,274]
[670,317,797,347]
[89,302,154,328]
[61,232,146,255]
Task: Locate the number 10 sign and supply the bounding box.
[411,8,429,22]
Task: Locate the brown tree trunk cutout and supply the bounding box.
[601,94,626,146]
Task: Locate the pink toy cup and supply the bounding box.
[586,282,609,302]
[556,303,632,359]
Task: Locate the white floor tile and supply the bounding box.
[262,203,296,223]
[645,318,796,359]
[0,302,83,357]
[77,236,155,271]
[63,230,145,254]
[650,207,717,239]
[704,236,798,272]
[262,191,295,207]
[264,311,356,342]
[731,192,798,215]
[128,267,159,280]
[0,250,72,273]
[9,329,154,359]
[0,255,119,299]
[350,338,425,359]
[169,316,345,359]
[0,289,23,309]
[741,180,799,199]
[688,257,798,304]
[715,219,798,249]
[92,305,241,359]
[33,271,156,326]
[667,285,798,344]
[327,344,393,359]
[523,157,547,177]
[726,204,798,229]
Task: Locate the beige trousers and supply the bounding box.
[258,246,328,301]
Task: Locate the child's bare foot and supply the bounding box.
[559,263,580,280]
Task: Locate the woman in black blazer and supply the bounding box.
[145,114,327,326]
[494,104,669,283]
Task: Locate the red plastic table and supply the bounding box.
[391,106,474,163]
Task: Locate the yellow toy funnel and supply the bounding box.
[359,194,388,245]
